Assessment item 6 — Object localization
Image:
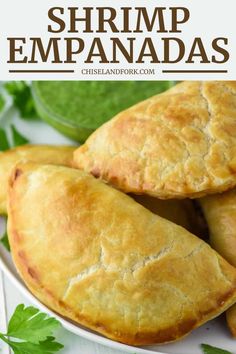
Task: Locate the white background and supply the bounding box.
[0,0,235,80]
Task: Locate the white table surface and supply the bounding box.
[0,109,127,354]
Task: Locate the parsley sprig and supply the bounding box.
[0,128,10,151]
[4,82,38,119]
[1,224,10,251]
[0,94,5,113]
[0,125,29,151]
[201,344,233,354]
[11,125,29,146]
[0,304,63,354]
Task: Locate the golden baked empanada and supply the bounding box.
[200,190,236,336]
[73,81,236,199]
[227,305,236,337]
[8,163,236,345]
[132,195,207,238]
[200,190,236,266]
[0,145,75,215]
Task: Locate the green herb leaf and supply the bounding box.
[0,334,63,354]
[4,82,38,119]
[11,125,29,147]
[201,344,233,354]
[1,229,10,251]
[7,304,61,344]
[0,128,10,151]
[0,304,63,354]
[0,94,5,112]
[0,217,9,251]
[0,125,28,156]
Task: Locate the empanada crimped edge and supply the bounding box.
[7,163,236,345]
[0,144,75,215]
[200,190,236,337]
[73,81,236,199]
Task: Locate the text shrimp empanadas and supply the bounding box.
[0,144,75,215]
[74,81,236,199]
[8,163,236,345]
[200,190,236,337]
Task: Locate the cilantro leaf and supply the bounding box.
[201,344,233,354]
[7,304,61,344]
[11,125,29,147]
[4,82,38,119]
[0,128,10,151]
[0,304,63,354]
[1,229,10,251]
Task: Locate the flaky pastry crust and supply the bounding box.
[0,144,75,215]
[200,190,236,337]
[7,163,236,345]
[132,195,206,238]
[200,190,236,267]
[227,305,236,337]
[73,81,236,199]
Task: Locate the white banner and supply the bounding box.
[0,0,235,80]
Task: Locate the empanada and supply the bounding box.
[227,305,236,337]
[8,163,236,345]
[73,81,236,199]
[200,190,236,336]
[0,145,75,215]
[132,195,207,238]
[200,190,236,266]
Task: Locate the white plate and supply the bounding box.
[0,243,235,354]
[0,116,235,354]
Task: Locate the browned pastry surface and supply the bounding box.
[0,144,75,214]
[7,163,236,345]
[200,190,236,337]
[200,190,236,266]
[132,195,207,238]
[73,81,236,199]
[227,305,236,337]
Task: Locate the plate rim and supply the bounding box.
[0,251,167,354]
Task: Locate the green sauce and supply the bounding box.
[32,81,172,142]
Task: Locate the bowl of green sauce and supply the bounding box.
[32,81,172,143]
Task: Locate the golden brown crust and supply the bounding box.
[0,144,75,215]
[200,190,236,267]
[73,81,236,199]
[227,305,236,337]
[132,195,207,238]
[200,190,236,337]
[7,163,236,345]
